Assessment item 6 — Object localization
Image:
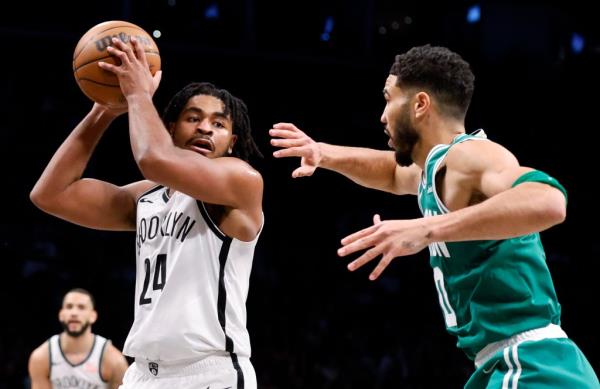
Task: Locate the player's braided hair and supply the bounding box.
[162,82,262,163]
[390,45,475,119]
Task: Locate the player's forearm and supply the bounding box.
[30,105,115,205]
[427,183,566,243]
[126,94,174,180]
[318,143,401,193]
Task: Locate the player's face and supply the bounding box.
[170,94,237,159]
[381,75,419,167]
[58,292,96,338]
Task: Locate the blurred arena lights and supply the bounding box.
[467,4,481,24]
[321,16,334,42]
[571,32,585,54]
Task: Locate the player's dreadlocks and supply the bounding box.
[162,82,262,163]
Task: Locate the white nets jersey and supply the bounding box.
[124,185,261,363]
[49,334,110,389]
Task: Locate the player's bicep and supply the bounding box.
[480,165,535,197]
[474,143,533,197]
[45,179,152,231]
[158,156,263,209]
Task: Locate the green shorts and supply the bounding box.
[465,338,599,388]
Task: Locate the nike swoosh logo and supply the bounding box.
[140,198,153,203]
[427,187,433,193]
[483,360,500,374]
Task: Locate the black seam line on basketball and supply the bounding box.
[76,79,120,88]
[74,50,160,70]
[137,185,164,204]
[98,338,109,383]
[230,352,245,389]
[217,238,234,353]
[74,23,153,59]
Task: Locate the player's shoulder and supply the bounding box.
[447,137,518,172]
[224,156,262,173]
[222,157,264,187]
[29,340,50,368]
[128,180,163,203]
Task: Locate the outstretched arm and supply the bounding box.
[270,122,420,195]
[339,140,567,280]
[30,103,153,230]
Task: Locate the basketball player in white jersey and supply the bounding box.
[28,288,129,389]
[30,36,264,389]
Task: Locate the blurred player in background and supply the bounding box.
[28,288,128,389]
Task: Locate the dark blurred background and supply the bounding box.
[1,0,599,388]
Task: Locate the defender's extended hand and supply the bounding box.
[338,214,431,280]
[270,122,321,178]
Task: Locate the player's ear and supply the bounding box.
[228,135,238,155]
[414,91,431,119]
[90,309,98,324]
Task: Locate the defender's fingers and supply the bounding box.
[292,166,315,178]
[347,247,382,271]
[273,146,312,159]
[338,231,379,257]
[369,255,393,280]
[340,224,378,247]
[269,128,302,139]
[270,138,307,148]
[272,123,301,132]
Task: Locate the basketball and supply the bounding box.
[72,21,161,107]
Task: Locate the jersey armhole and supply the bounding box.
[47,338,53,377]
[98,339,110,383]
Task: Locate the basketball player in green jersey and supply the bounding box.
[270,45,600,388]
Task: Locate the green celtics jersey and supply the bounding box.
[417,131,561,360]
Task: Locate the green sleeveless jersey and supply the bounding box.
[417,131,561,360]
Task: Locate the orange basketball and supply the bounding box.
[72,21,161,107]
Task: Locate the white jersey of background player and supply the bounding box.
[31,37,264,389]
[28,289,128,389]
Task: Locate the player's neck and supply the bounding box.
[60,331,95,354]
[414,118,465,166]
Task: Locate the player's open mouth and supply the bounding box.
[188,138,214,155]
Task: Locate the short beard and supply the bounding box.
[60,321,91,338]
[392,122,419,167]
